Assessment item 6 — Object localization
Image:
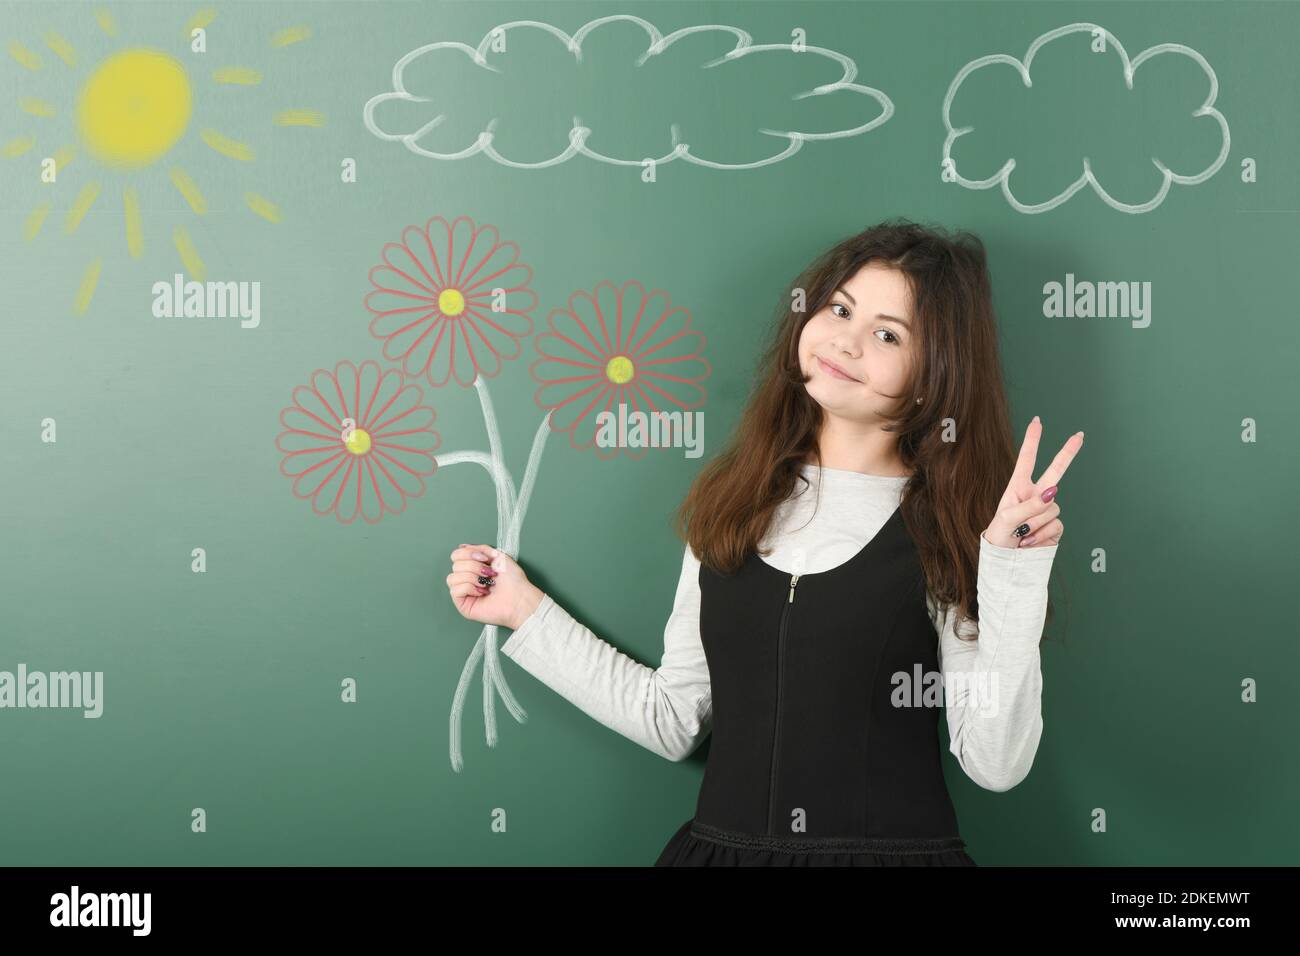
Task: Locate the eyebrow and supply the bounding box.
[834,286,911,329]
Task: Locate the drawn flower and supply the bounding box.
[531,280,710,459]
[276,359,440,523]
[364,215,538,387]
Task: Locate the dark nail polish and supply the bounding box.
[1041,485,1058,503]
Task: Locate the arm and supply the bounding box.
[929,533,1057,792]
[499,544,713,762]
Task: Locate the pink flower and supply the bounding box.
[276,360,441,524]
[364,215,538,387]
[530,280,710,459]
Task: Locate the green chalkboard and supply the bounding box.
[1,0,1296,866]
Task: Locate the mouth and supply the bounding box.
[815,355,860,383]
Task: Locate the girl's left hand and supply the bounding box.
[983,416,1084,549]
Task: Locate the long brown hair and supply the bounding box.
[673,218,1058,643]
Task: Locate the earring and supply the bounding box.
[915,397,923,404]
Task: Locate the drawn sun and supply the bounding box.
[6,9,325,314]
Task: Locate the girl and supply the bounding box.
[446,219,1083,866]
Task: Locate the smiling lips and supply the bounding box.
[816,355,860,382]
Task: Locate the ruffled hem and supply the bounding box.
[654,819,977,867]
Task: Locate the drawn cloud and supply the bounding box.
[364,14,893,170]
[942,22,1230,214]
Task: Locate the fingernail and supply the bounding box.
[1020,534,1037,546]
[481,567,497,576]
[1041,485,1057,502]
[1032,415,1040,424]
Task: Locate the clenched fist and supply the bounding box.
[446,543,545,631]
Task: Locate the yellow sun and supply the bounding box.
[6,10,324,315]
[76,48,191,168]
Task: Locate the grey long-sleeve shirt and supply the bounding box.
[501,463,1057,791]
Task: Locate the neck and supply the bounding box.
[811,413,911,478]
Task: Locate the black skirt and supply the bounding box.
[655,818,977,867]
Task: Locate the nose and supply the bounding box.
[829,331,863,358]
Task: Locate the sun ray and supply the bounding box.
[20,97,56,117]
[212,66,262,85]
[23,202,50,241]
[3,136,36,158]
[169,167,208,214]
[43,32,77,67]
[273,109,326,127]
[52,143,76,174]
[8,41,43,71]
[173,225,206,281]
[65,182,101,233]
[185,9,218,38]
[200,128,254,161]
[271,26,311,48]
[244,192,282,223]
[94,9,118,38]
[74,257,103,315]
[123,187,142,258]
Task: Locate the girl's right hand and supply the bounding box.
[446,543,544,631]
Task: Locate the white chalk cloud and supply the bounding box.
[942,22,1230,214]
[364,14,893,170]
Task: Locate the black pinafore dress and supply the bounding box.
[655,504,977,866]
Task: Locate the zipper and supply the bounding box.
[767,572,799,833]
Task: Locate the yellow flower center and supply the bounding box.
[605,355,635,384]
[438,288,466,316]
[344,427,372,455]
[77,49,192,168]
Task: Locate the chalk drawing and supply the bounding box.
[6,10,324,313]
[275,359,440,525]
[531,279,711,460]
[444,379,552,774]
[942,22,1229,214]
[276,214,708,768]
[365,215,537,387]
[364,14,892,171]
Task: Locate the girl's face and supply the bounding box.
[797,261,918,425]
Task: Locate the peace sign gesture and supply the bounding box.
[983,416,1084,549]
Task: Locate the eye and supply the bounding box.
[830,302,850,319]
[875,329,900,345]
